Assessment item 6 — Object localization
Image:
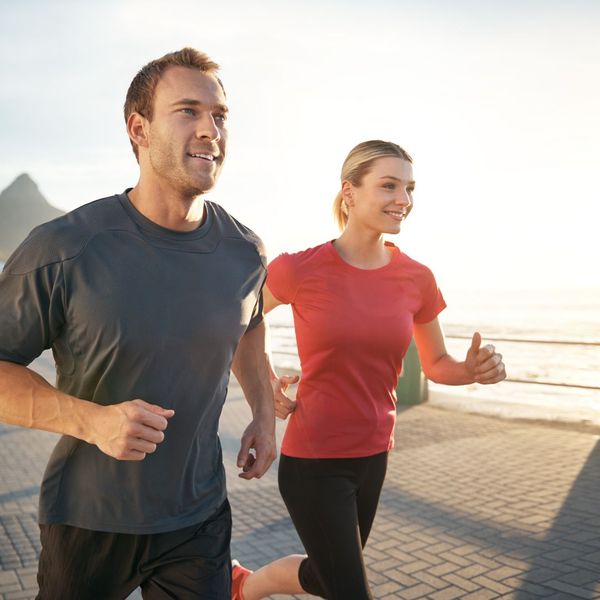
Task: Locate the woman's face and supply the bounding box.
[344,157,414,235]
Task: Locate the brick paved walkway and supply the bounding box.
[1,358,600,598]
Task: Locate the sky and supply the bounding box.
[1,0,599,292]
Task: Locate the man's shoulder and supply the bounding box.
[4,194,129,275]
[208,201,266,259]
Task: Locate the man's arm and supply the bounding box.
[231,320,277,479]
[0,360,174,460]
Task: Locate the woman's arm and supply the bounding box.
[413,318,506,385]
[263,285,283,315]
[261,285,299,418]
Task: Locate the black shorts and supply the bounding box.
[36,499,232,600]
[279,452,388,600]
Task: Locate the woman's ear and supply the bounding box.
[342,181,354,207]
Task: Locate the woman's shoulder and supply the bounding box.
[394,246,436,277]
[266,242,332,301]
[269,241,332,270]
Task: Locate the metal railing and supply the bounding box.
[271,332,600,392]
[446,334,600,391]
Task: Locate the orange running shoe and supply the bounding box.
[231,559,253,600]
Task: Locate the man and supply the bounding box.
[0,48,276,599]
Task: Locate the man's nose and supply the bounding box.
[195,114,220,141]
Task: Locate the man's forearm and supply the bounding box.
[231,321,277,478]
[1,360,176,461]
[0,360,96,440]
[231,322,275,421]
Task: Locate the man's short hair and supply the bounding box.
[124,48,223,160]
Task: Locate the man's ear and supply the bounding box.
[127,112,149,152]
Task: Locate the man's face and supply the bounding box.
[145,66,228,196]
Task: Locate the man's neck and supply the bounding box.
[127,181,206,232]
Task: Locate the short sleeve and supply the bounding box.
[266,253,300,304]
[246,286,265,332]
[413,267,446,324]
[0,261,65,365]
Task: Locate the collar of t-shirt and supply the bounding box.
[119,189,220,253]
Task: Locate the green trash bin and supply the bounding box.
[396,338,428,405]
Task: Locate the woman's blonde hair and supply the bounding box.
[333,140,412,231]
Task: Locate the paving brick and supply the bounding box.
[455,564,489,579]
[411,570,449,590]
[442,573,480,592]
[16,573,37,590]
[558,569,600,586]
[371,580,403,597]
[0,584,23,595]
[428,563,460,577]
[429,586,467,600]
[398,560,432,575]
[438,551,472,567]
[467,554,503,570]
[410,549,445,566]
[0,573,19,586]
[545,579,599,598]
[398,582,436,599]
[472,575,513,595]
[486,566,523,582]
[3,591,37,600]
[384,569,419,587]
[460,590,500,599]
[370,557,400,573]
[503,578,557,596]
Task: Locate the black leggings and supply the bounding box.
[278,451,388,600]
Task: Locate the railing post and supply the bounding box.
[396,338,428,405]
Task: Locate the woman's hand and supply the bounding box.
[272,374,300,420]
[465,332,506,384]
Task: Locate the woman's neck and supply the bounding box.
[333,228,392,269]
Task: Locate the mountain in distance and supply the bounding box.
[0,174,65,261]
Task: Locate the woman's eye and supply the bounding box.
[383,183,395,190]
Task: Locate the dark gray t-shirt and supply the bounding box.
[0,192,266,533]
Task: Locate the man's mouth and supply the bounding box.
[187,152,217,162]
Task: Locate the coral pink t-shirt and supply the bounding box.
[267,241,446,459]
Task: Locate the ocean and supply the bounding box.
[268,287,600,413]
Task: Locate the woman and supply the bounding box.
[232,140,506,599]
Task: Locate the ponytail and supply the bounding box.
[332,191,348,231]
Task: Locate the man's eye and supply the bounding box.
[181,108,195,115]
[214,113,227,124]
